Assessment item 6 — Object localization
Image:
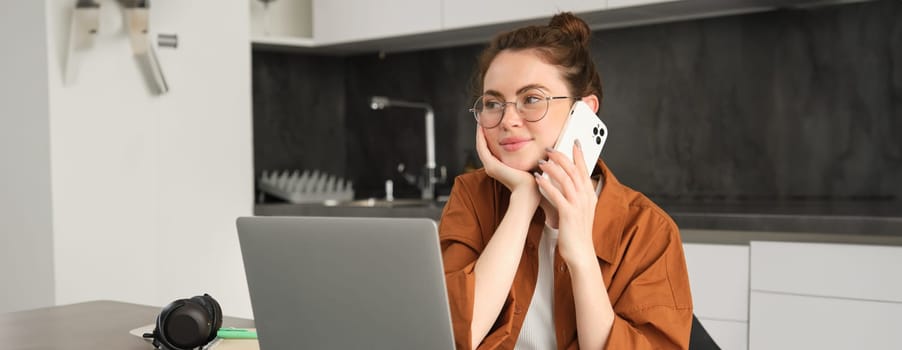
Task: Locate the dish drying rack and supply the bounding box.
[258,170,354,204]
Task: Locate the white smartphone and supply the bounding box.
[540,101,607,193]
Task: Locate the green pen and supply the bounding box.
[217,327,258,339]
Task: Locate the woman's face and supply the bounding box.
[481,49,574,172]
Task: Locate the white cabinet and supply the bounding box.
[250,0,312,38]
[685,239,902,350]
[749,291,902,350]
[607,0,681,10]
[251,0,842,52]
[699,319,749,350]
[442,0,607,30]
[255,0,823,52]
[750,241,902,302]
[749,242,902,350]
[254,0,690,48]
[684,243,749,350]
[313,0,442,44]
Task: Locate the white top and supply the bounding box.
[515,225,559,350]
[516,177,604,349]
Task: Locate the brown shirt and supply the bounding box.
[439,160,693,349]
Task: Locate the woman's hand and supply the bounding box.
[475,127,540,201]
[536,140,598,265]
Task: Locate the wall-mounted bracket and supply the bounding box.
[64,0,100,85]
[123,0,168,95]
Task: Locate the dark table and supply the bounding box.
[0,300,254,350]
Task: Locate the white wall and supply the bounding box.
[0,0,253,318]
[250,0,312,38]
[0,0,56,314]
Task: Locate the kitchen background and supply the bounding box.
[253,0,901,202]
[3,1,901,346]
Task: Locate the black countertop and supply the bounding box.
[658,199,901,235]
[255,199,902,245]
[657,199,902,245]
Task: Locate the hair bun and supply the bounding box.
[548,12,591,46]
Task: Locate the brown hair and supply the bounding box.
[470,12,603,105]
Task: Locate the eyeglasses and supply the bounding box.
[469,88,577,128]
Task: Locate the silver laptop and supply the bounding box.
[236,216,456,350]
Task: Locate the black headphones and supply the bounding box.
[143,293,223,350]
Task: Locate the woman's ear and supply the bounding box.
[581,95,600,113]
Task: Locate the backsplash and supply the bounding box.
[252,53,347,187]
[252,0,902,201]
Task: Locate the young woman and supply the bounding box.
[439,13,693,350]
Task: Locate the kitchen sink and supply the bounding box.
[255,197,447,220]
[324,198,444,208]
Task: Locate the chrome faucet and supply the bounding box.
[370,96,441,200]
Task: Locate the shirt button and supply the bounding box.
[559,265,566,272]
